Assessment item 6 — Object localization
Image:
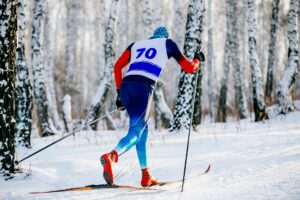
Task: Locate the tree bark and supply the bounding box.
[16,0,33,148]
[61,95,73,133]
[207,0,217,122]
[265,0,280,105]
[171,0,205,131]
[247,0,268,121]
[31,0,55,137]
[218,0,231,122]
[276,0,299,114]
[44,1,63,131]
[230,0,249,119]
[64,0,80,118]
[0,0,17,179]
[85,0,120,130]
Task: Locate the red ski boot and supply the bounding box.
[100,150,118,184]
[141,168,159,187]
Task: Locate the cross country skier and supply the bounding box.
[100,26,204,187]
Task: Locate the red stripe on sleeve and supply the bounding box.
[178,55,200,74]
[114,49,131,89]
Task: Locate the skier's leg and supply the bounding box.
[135,124,148,168]
[136,124,159,187]
[114,122,144,155]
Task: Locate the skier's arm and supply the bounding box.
[114,43,134,89]
[166,39,200,73]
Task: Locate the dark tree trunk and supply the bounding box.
[171,0,205,131]
[0,0,17,179]
[265,0,280,105]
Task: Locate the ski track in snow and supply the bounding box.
[1,112,300,200]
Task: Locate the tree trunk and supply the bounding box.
[44,1,63,132]
[247,0,268,121]
[218,0,231,122]
[0,0,17,179]
[85,0,120,130]
[16,0,33,148]
[276,0,299,114]
[61,95,73,133]
[64,0,81,118]
[207,0,217,123]
[192,1,205,129]
[230,0,249,119]
[31,0,55,137]
[265,0,280,105]
[171,0,205,131]
[153,82,173,129]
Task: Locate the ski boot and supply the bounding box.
[100,150,118,184]
[141,168,159,187]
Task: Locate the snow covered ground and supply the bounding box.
[1,112,300,200]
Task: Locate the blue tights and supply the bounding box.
[113,79,153,169]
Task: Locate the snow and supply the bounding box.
[1,112,300,199]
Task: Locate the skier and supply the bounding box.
[101,26,204,187]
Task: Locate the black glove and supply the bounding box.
[116,90,125,111]
[194,51,206,62]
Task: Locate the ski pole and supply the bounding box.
[15,108,121,165]
[181,51,205,192]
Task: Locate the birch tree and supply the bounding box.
[61,95,72,133]
[64,0,82,118]
[218,0,231,122]
[171,0,205,131]
[0,0,17,179]
[16,0,33,147]
[31,0,55,136]
[230,0,249,119]
[247,0,268,121]
[85,0,120,129]
[192,2,205,128]
[44,1,63,131]
[207,0,217,122]
[265,0,280,105]
[276,0,299,114]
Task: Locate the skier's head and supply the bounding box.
[150,26,169,39]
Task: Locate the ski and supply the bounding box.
[30,164,211,194]
[30,184,155,194]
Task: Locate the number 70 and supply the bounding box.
[136,48,157,59]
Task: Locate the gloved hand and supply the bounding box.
[194,50,206,62]
[116,90,125,111]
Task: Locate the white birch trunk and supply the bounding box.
[265,0,280,104]
[61,95,73,133]
[16,0,33,148]
[171,0,205,131]
[207,0,217,122]
[218,0,231,122]
[31,0,55,137]
[85,0,120,130]
[230,0,249,119]
[43,1,63,131]
[276,0,299,114]
[247,0,268,121]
